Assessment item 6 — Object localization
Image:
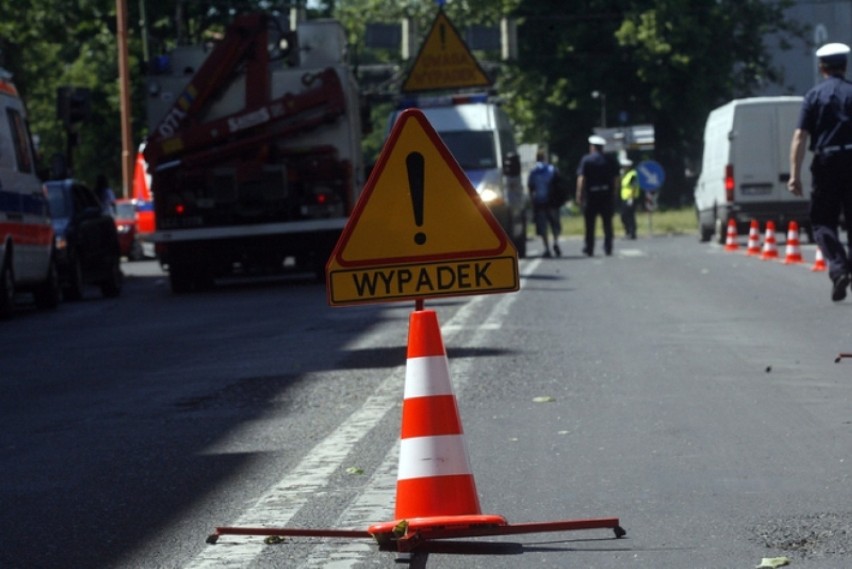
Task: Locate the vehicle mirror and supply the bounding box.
[502,152,520,177]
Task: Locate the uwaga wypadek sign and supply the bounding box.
[401,11,493,94]
[326,109,518,306]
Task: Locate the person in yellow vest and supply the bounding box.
[619,158,640,239]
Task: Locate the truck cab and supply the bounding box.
[388,94,528,258]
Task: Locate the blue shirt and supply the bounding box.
[797,75,852,151]
[527,162,556,205]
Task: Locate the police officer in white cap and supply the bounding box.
[789,42,852,301]
[576,134,619,256]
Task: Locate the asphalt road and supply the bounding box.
[1,232,850,569]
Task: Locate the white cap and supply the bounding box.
[588,135,606,146]
[816,42,850,62]
[619,158,633,167]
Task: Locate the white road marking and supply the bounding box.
[184,258,541,568]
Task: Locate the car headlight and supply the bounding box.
[479,186,503,205]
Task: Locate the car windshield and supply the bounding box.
[436,131,496,170]
[115,202,135,219]
[46,186,71,219]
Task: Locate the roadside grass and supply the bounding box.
[534,205,698,238]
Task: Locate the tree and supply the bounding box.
[506,0,804,206]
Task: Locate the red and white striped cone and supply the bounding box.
[811,247,827,272]
[783,221,804,264]
[760,221,779,260]
[369,310,506,541]
[746,219,762,256]
[723,218,739,251]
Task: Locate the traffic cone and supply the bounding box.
[368,309,507,542]
[723,218,739,251]
[746,219,762,256]
[760,221,779,260]
[811,247,827,272]
[783,221,804,264]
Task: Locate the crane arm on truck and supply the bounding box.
[146,68,346,172]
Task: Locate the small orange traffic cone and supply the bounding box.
[761,221,779,260]
[369,309,507,539]
[746,219,762,255]
[811,247,827,272]
[783,221,804,264]
[723,218,739,251]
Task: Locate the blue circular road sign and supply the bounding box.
[637,160,665,191]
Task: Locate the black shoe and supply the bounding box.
[832,273,850,302]
[543,250,552,258]
[553,244,561,257]
[582,247,592,257]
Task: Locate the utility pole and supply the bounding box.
[116,0,133,198]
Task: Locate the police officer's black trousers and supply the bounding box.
[583,198,614,255]
[810,154,852,280]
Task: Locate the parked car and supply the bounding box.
[45,179,122,300]
[114,198,144,261]
[0,68,62,317]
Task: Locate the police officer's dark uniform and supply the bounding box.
[789,42,852,301]
[576,135,619,256]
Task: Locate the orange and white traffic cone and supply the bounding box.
[369,309,507,541]
[760,221,779,260]
[746,219,762,256]
[811,247,827,272]
[783,221,804,264]
[723,218,739,251]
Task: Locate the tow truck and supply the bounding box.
[143,12,365,292]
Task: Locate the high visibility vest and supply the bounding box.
[621,169,639,201]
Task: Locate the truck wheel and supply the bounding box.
[514,214,527,259]
[129,239,144,261]
[0,257,15,318]
[169,265,194,294]
[34,256,61,309]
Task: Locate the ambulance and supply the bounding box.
[0,68,60,316]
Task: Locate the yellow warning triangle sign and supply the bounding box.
[401,11,493,94]
[326,109,518,306]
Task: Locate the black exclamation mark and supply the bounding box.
[406,152,426,245]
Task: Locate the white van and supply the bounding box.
[0,69,60,316]
[694,97,812,243]
[388,94,528,257]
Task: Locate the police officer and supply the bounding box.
[619,158,640,240]
[576,135,619,256]
[789,42,852,301]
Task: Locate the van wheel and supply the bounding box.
[715,217,729,245]
[63,253,85,301]
[100,261,123,298]
[0,258,14,319]
[34,256,61,309]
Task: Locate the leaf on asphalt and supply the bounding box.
[756,556,790,568]
[346,466,364,475]
[264,536,286,545]
[533,396,556,403]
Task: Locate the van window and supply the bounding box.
[436,131,496,169]
[6,108,34,174]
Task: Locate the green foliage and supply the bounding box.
[0,0,804,204]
